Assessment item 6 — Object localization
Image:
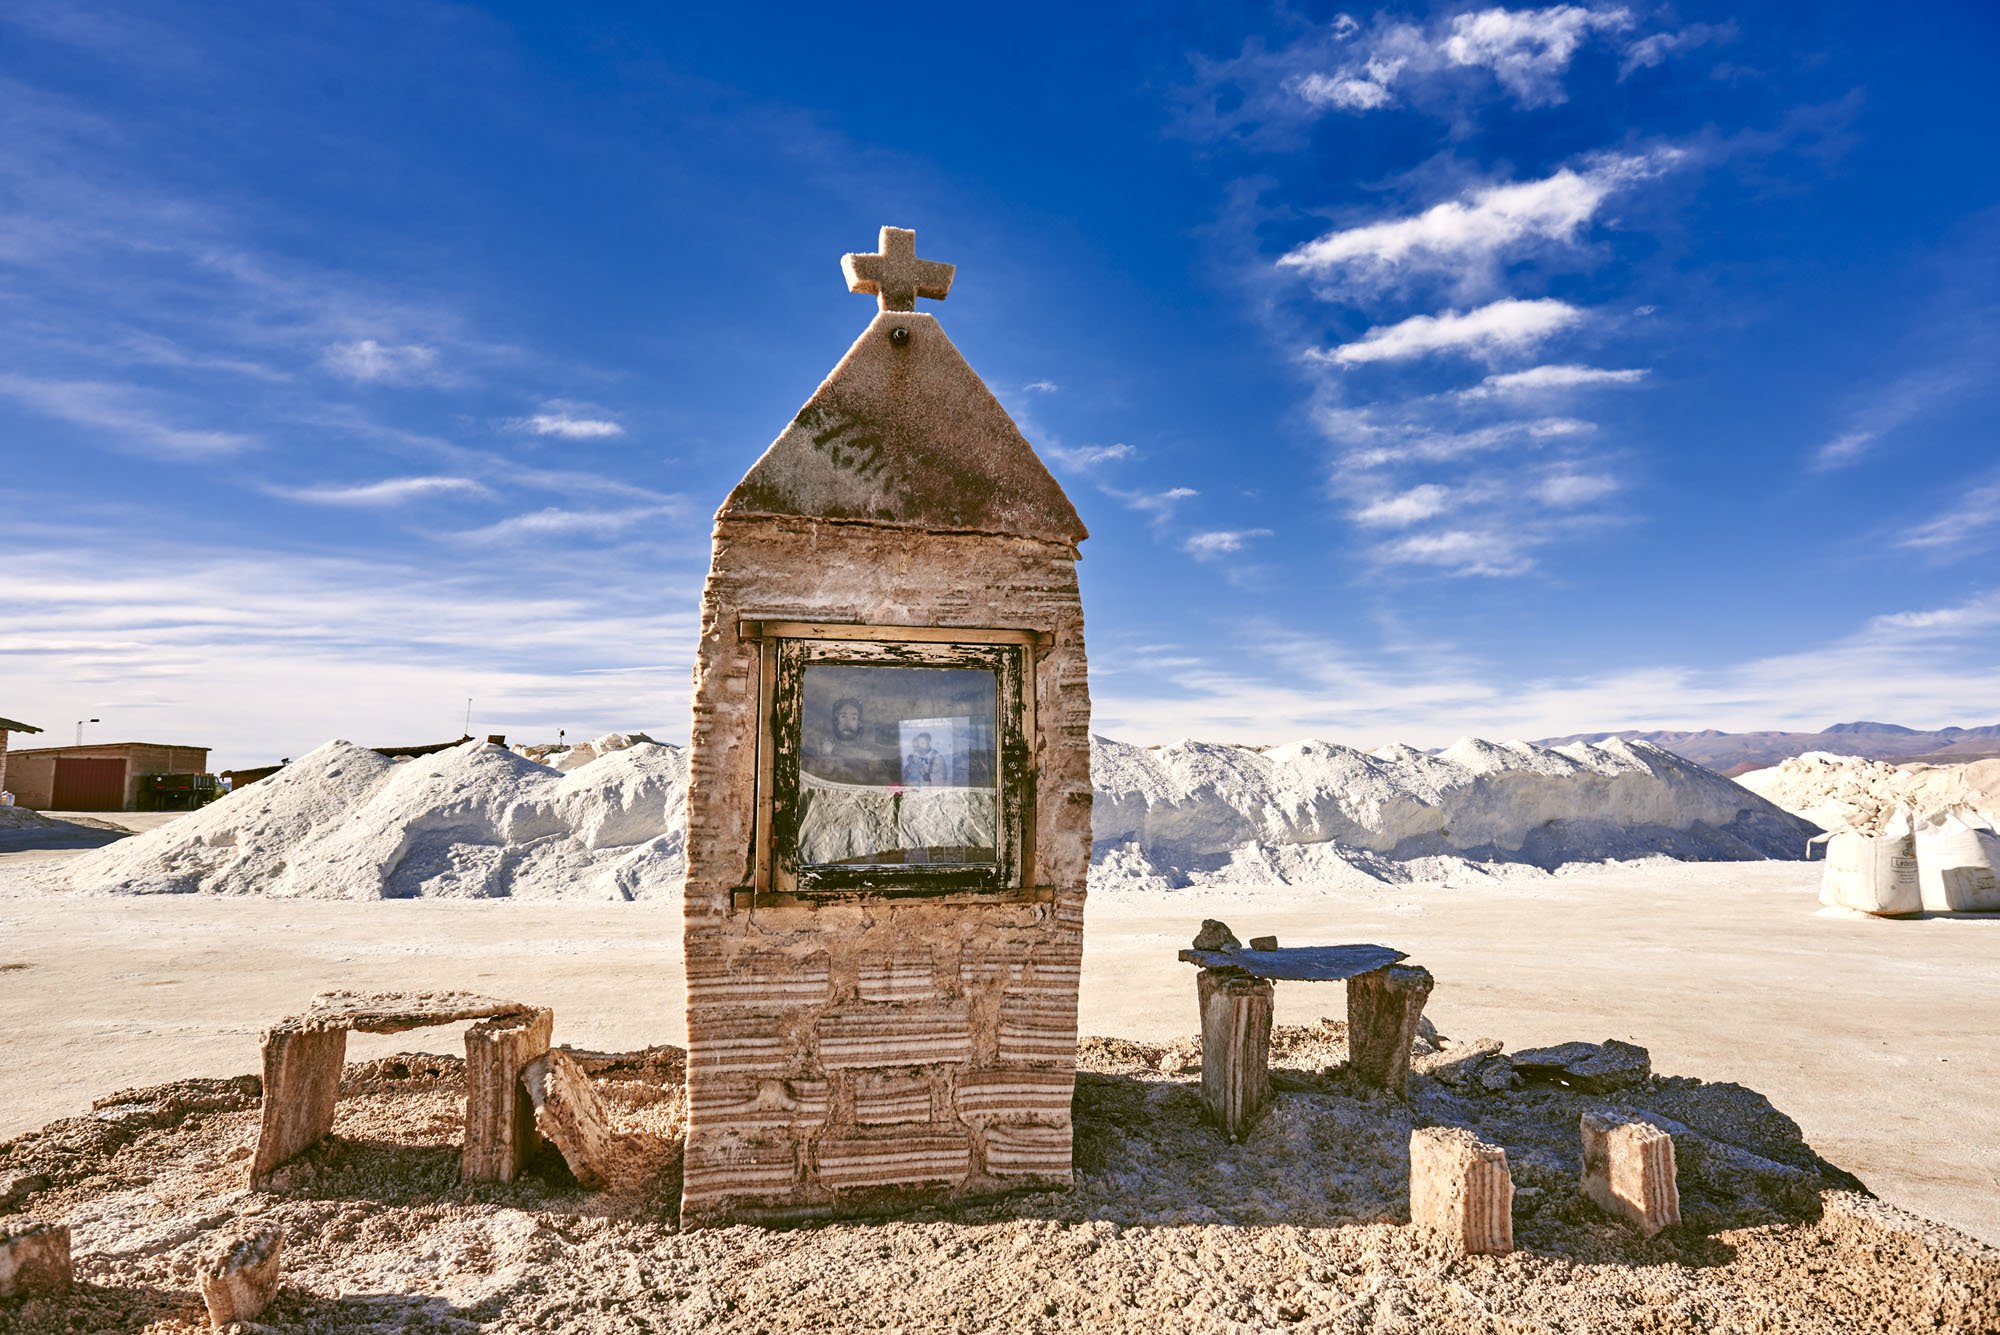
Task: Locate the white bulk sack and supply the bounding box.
[1817,811,1921,916]
[1915,809,2000,912]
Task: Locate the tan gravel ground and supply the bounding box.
[1,1027,1995,1333]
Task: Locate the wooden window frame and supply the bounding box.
[738,621,1043,906]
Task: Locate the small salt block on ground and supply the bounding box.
[1581,1109,1681,1237]
[0,1220,72,1297]
[522,1048,647,1189]
[1409,1127,1513,1254]
[198,1220,284,1328]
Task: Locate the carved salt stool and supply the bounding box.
[1179,921,1431,1139]
[251,990,553,1188]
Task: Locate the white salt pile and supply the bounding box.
[62,737,687,900]
[1091,735,1817,889]
[52,732,1811,900]
[1736,752,2000,835]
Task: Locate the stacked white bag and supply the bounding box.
[1913,808,2000,912]
[1814,804,2000,915]
[1816,809,1922,916]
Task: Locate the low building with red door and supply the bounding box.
[0,716,44,800]
[5,740,213,811]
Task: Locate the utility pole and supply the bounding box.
[464,698,473,739]
[74,717,99,747]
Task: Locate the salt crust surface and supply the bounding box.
[1736,751,2000,835]
[50,731,1812,899]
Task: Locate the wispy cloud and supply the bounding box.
[267,476,493,507]
[1896,474,2000,559]
[1184,528,1273,560]
[1280,153,1680,287]
[1373,527,1535,577]
[1620,22,1734,76]
[1091,589,2000,748]
[1459,363,1648,398]
[1810,364,1978,471]
[321,340,442,384]
[1315,298,1585,366]
[454,504,682,545]
[1046,442,1136,471]
[1108,485,1198,526]
[1535,470,1619,506]
[1022,380,1060,393]
[1287,5,1635,117]
[1353,484,1453,527]
[0,528,703,767]
[512,400,625,440]
[0,373,254,456]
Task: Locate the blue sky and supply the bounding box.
[3,1,1997,770]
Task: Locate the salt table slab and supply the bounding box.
[1176,944,1407,981]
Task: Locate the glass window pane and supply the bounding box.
[796,664,998,867]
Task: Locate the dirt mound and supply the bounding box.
[1,1033,1993,1332]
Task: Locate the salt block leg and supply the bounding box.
[250,1024,349,1188]
[198,1222,284,1328]
[1409,1127,1514,1255]
[462,1007,555,1183]
[521,1048,640,1190]
[1198,968,1274,1141]
[1347,964,1434,1097]
[1581,1110,1681,1237]
[0,1221,71,1297]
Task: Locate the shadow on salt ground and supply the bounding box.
[940,1025,1866,1271]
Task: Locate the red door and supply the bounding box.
[53,758,125,810]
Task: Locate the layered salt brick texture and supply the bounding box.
[681,519,1091,1224]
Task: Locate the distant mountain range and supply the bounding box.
[1530,722,2000,776]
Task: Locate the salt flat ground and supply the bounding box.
[0,853,1994,1245]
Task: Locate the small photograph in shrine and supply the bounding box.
[898,716,966,788]
[796,663,998,867]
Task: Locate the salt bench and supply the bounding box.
[1179,925,1433,1140]
[251,990,553,1189]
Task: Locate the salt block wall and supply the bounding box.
[680,518,1092,1224]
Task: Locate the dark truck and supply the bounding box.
[141,772,220,810]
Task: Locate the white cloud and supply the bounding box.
[1022,380,1060,393]
[1184,528,1273,559]
[1535,471,1619,506]
[1810,365,1978,471]
[455,504,681,544]
[1277,5,1634,119]
[1896,475,2000,558]
[1442,6,1633,104]
[1090,589,2000,749]
[1109,485,1198,524]
[322,339,441,384]
[1373,527,1534,576]
[0,529,704,769]
[1354,484,1453,527]
[1046,442,1136,471]
[1460,363,1649,397]
[1620,22,1732,75]
[512,400,624,439]
[0,373,253,456]
[1318,298,1585,365]
[268,476,492,507]
[1279,152,1680,284]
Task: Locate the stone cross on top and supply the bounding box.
[841,226,955,312]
